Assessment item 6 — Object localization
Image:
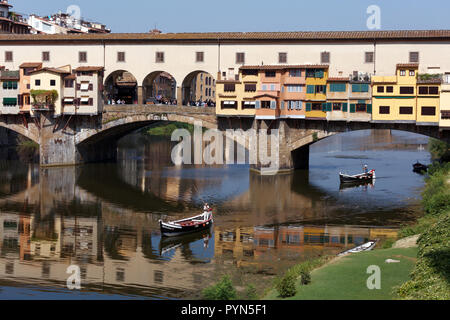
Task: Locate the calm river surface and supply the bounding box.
[0,129,430,299]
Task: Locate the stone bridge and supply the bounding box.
[0,105,449,174]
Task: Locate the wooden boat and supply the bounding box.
[337,240,378,256]
[413,162,428,173]
[159,229,212,256]
[159,210,213,237]
[339,169,375,184]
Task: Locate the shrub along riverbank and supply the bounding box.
[262,162,450,300]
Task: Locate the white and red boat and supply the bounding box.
[159,209,213,237]
[339,169,376,184]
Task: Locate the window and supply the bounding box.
[42,51,50,62]
[224,83,235,92]
[399,106,413,114]
[221,101,237,109]
[65,79,74,88]
[196,51,204,62]
[409,70,415,76]
[261,101,273,109]
[421,106,436,116]
[289,69,302,77]
[279,52,287,63]
[379,106,390,114]
[265,71,276,78]
[315,85,326,94]
[242,69,258,76]
[321,51,330,64]
[356,104,367,112]
[400,70,406,76]
[270,84,275,91]
[429,87,439,95]
[117,51,125,62]
[286,85,303,92]
[377,86,385,93]
[332,103,342,111]
[50,79,56,86]
[79,51,87,63]
[5,51,13,62]
[386,86,394,93]
[245,84,256,92]
[400,86,414,94]
[312,103,322,111]
[419,86,429,95]
[365,51,374,63]
[35,79,41,86]
[156,51,164,63]
[287,101,302,110]
[242,101,256,109]
[409,51,419,63]
[236,52,245,64]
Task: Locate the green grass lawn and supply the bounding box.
[265,247,418,300]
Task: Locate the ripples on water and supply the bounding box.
[0,129,430,299]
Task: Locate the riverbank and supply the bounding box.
[264,162,450,301]
[264,247,418,300]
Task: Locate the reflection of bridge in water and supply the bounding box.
[0,159,402,297]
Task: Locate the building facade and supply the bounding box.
[0,69,19,114]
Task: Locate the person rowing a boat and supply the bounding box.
[363,165,368,174]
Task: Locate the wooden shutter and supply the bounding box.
[362,84,369,92]
[367,104,372,113]
[326,102,332,112]
[270,101,276,109]
[89,98,93,106]
[350,104,356,113]
[307,85,315,94]
[342,103,348,112]
[306,103,311,112]
[281,101,285,110]
[89,83,93,91]
[77,83,81,91]
[255,101,260,109]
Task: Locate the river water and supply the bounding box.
[0,129,430,299]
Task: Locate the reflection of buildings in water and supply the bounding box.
[0,210,210,295]
[214,225,398,269]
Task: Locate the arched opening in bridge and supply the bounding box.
[104,70,138,105]
[142,71,177,105]
[181,71,216,106]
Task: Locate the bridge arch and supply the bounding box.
[181,70,216,106]
[142,71,177,104]
[104,70,138,105]
[0,122,39,144]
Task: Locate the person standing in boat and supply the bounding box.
[363,165,368,174]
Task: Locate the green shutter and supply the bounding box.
[3,98,17,106]
[12,82,18,89]
[361,84,369,92]
[2,82,7,89]
[352,84,360,92]
[342,103,348,112]
[367,104,372,113]
[315,70,324,78]
[350,104,356,113]
[326,102,332,112]
[307,85,315,94]
[322,102,327,111]
[306,103,312,111]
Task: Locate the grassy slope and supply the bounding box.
[265,247,418,300]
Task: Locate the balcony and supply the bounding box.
[30,89,58,111]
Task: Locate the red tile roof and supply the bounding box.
[328,77,349,82]
[19,62,43,69]
[1,30,450,42]
[74,66,104,72]
[396,63,419,68]
[29,67,71,75]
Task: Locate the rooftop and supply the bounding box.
[240,64,329,70]
[1,30,450,42]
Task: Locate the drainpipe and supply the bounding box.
[218,38,221,77]
[373,39,377,75]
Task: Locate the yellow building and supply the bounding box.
[216,68,259,118]
[29,65,71,117]
[416,78,441,125]
[305,65,329,119]
[372,63,418,123]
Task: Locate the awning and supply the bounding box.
[81,97,89,103]
[64,98,74,103]
[3,98,17,105]
[80,83,89,91]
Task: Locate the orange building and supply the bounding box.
[19,62,42,113]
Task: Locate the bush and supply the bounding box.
[202,275,237,300]
[300,271,311,285]
[244,284,258,300]
[276,273,297,298]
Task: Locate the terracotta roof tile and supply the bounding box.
[328,77,349,82]
[397,63,419,68]
[240,64,329,70]
[1,30,450,42]
[74,66,104,72]
[19,62,43,69]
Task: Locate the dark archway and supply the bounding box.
[142,71,177,105]
[181,71,216,107]
[104,70,138,105]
